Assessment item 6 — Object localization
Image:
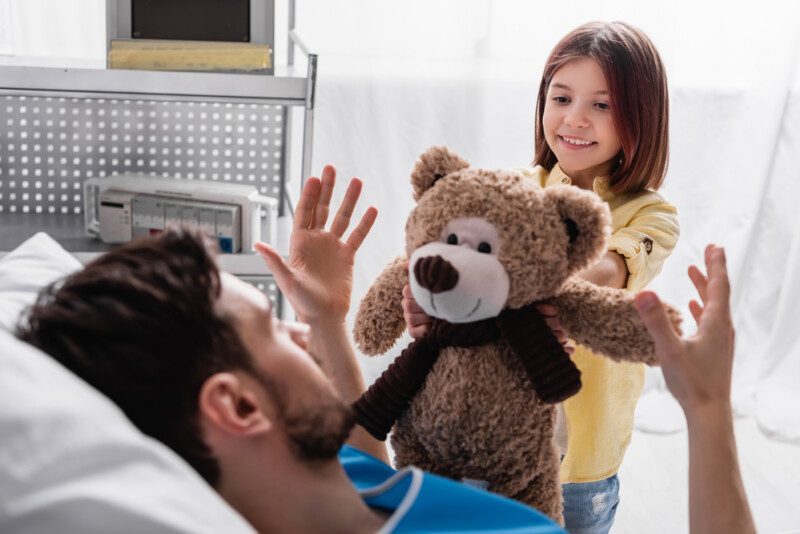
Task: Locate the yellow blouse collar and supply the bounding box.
[547,163,615,201]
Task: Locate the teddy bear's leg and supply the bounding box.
[390,420,434,471]
[511,451,564,523]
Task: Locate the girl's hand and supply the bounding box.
[634,245,734,416]
[536,303,575,355]
[255,165,378,328]
[402,283,431,338]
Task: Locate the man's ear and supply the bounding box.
[546,186,611,273]
[410,146,470,201]
[199,373,273,437]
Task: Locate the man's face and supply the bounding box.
[215,273,354,460]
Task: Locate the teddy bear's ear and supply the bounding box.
[410,146,470,201]
[546,186,611,273]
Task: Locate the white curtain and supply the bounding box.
[0,0,105,64]
[3,0,800,443]
[294,0,800,443]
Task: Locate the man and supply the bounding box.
[17,166,754,533]
[16,167,559,533]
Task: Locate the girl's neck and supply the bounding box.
[559,158,616,191]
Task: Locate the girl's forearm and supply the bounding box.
[685,403,755,534]
[579,251,628,289]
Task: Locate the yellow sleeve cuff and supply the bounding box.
[607,232,649,277]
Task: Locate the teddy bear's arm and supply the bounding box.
[353,256,409,355]
[551,277,682,365]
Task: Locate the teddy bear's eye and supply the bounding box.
[446,233,458,245]
[477,242,492,254]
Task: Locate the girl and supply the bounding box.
[403,21,679,534]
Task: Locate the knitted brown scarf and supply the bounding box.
[352,303,582,441]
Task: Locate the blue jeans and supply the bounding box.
[561,474,620,534]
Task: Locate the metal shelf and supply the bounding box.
[0,0,311,315]
[0,65,309,105]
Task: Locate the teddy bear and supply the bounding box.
[351,146,681,521]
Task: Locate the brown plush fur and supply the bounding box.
[552,278,682,364]
[353,256,408,355]
[353,146,681,521]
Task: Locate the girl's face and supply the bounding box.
[542,57,622,182]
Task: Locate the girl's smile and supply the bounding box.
[557,135,598,149]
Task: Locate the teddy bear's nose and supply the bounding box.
[414,255,459,293]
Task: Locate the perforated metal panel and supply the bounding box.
[0,94,286,215]
[239,275,283,317]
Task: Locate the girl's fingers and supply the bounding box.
[330,178,363,238]
[405,311,431,328]
[311,165,336,229]
[402,298,426,316]
[409,324,430,339]
[536,303,558,317]
[294,177,321,230]
[402,286,426,314]
[402,283,414,299]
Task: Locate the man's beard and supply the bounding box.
[259,373,356,461]
[282,394,356,461]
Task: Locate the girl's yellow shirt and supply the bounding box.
[517,164,680,483]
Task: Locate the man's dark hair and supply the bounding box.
[16,229,254,486]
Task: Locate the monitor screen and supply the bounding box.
[132,0,250,42]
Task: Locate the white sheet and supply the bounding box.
[0,232,82,331]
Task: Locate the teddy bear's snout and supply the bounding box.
[413,255,460,294]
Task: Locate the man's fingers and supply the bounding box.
[705,246,731,306]
[254,242,294,291]
[284,320,311,350]
[345,206,378,251]
[698,246,733,336]
[294,177,321,230]
[330,178,363,238]
[635,291,683,362]
[689,299,704,325]
[311,165,336,229]
[688,264,709,304]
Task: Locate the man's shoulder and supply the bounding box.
[339,445,564,533]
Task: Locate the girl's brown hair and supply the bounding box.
[533,21,669,193]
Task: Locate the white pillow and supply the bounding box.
[0,234,254,534]
[0,232,82,331]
